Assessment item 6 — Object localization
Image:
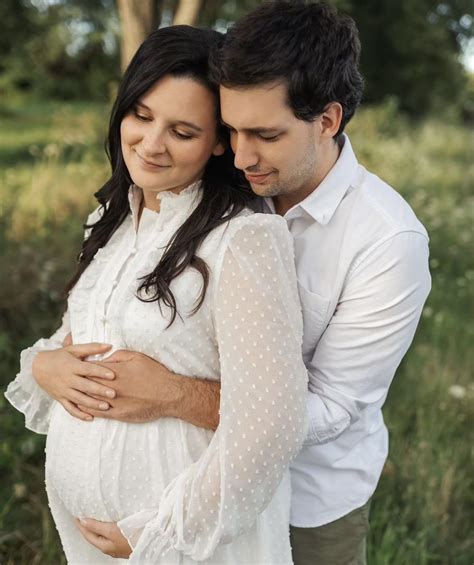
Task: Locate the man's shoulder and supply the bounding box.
[349,166,428,240]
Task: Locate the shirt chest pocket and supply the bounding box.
[297,282,330,357]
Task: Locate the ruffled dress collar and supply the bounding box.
[128,180,202,232]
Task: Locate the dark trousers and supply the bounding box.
[290,500,371,565]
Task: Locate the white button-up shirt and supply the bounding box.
[265,135,431,527]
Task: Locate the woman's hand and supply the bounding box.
[32,343,117,421]
[76,518,132,559]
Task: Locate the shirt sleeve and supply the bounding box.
[117,214,308,562]
[304,231,431,446]
[4,310,70,434]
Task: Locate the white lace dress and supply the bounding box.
[5,182,308,564]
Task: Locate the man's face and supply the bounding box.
[220,82,320,201]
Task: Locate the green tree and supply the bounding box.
[342,0,473,114]
[1,0,471,111]
[0,0,120,100]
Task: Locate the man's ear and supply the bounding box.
[212,140,226,156]
[320,102,343,138]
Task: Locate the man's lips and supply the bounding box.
[245,172,274,184]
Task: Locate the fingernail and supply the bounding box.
[101,344,112,349]
[80,518,88,525]
[105,390,115,398]
[99,402,109,410]
[86,416,93,421]
[105,372,114,379]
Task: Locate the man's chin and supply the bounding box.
[249,181,281,198]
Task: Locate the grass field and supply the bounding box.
[0,98,472,564]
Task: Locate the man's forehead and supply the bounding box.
[219,83,292,126]
[220,82,286,103]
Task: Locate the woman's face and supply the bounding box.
[121,75,224,195]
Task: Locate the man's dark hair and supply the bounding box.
[212,1,364,137]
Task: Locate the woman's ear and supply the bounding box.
[212,140,225,156]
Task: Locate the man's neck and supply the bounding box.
[273,138,342,216]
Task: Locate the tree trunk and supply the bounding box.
[172,0,203,26]
[117,0,163,72]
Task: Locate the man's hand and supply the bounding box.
[77,350,184,423]
[76,518,132,559]
[78,350,221,430]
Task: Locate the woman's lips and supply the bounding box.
[245,172,273,184]
[135,151,171,171]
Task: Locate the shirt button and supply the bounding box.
[112,280,118,288]
[130,247,137,255]
[100,315,107,323]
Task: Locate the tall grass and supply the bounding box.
[0,100,472,564]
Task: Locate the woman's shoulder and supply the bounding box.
[202,209,290,254]
[203,208,294,274]
[223,209,292,246]
[82,205,102,238]
[86,205,104,226]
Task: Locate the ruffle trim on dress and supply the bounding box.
[4,339,58,434]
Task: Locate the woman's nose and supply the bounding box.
[141,128,167,156]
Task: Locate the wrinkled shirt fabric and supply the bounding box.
[263,136,431,527]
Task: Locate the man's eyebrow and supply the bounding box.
[220,120,282,133]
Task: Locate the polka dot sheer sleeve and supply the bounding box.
[118,214,308,562]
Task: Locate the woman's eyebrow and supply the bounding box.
[136,101,151,111]
[172,120,204,133]
[135,102,203,133]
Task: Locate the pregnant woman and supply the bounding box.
[5,25,308,564]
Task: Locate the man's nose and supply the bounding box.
[232,135,258,171]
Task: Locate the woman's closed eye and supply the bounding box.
[133,109,152,122]
[172,129,195,140]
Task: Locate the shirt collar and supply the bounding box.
[265,134,360,225]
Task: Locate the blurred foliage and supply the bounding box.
[0,0,119,100]
[344,0,474,116]
[0,98,473,563]
[0,1,472,116]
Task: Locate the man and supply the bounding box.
[61,2,431,563]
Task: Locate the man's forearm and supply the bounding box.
[164,374,221,431]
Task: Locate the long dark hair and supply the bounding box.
[66,26,255,325]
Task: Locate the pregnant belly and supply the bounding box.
[45,404,213,521]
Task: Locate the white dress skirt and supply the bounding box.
[6,183,308,564]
